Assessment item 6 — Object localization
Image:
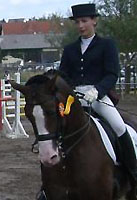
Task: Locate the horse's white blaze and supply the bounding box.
[33,105,60,166]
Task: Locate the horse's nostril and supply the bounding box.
[51,155,57,160]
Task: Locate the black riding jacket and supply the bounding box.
[59,34,120,99]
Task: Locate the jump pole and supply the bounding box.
[1,79,13,135]
[1,73,29,139]
[11,72,29,139]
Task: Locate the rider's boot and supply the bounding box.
[118,129,137,183]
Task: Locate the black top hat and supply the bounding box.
[69,3,99,20]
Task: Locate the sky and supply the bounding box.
[0,0,95,21]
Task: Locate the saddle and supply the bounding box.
[84,106,123,164]
[107,89,120,106]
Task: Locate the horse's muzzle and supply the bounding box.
[38,141,60,167]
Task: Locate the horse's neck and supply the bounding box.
[65,102,87,134]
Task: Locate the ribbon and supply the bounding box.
[59,95,74,117]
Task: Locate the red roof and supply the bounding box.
[2,21,51,35]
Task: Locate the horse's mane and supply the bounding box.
[25,70,73,88]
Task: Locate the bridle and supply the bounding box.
[28,95,91,158]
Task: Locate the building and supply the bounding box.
[2,20,51,35]
[0,20,63,64]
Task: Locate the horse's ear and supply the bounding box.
[9,80,29,95]
[54,75,70,91]
[47,75,58,93]
[47,74,71,94]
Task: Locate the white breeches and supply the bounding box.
[75,85,126,137]
[92,96,126,137]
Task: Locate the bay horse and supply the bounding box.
[9,70,137,200]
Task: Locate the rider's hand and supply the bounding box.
[84,86,98,103]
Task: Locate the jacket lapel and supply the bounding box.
[83,34,99,55]
[74,38,82,56]
[74,34,99,55]
[88,34,98,48]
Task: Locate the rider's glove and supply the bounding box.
[84,86,98,103]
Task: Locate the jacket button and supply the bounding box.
[81,58,84,62]
[81,74,84,77]
[81,67,83,70]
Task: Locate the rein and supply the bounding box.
[63,117,90,141]
[62,117,90,155]
[33,112,90,157]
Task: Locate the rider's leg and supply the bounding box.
[92,96,125,137]
[92,96,137,182]
[118,130,137,182]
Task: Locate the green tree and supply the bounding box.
[97,0,137,93]
[62,19,79,47]
[37,13,79,55]
[37,13,66,59]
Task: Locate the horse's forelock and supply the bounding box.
[44,70,73,87]
[25,70,74,99]
[25,70,73,87]
[44,70,75,97]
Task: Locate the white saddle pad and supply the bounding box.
[90,115,137,165]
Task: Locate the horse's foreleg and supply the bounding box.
[36,190,48,200]
[126,185,137,200]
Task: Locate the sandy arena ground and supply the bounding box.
[0,96,137,200]
[0,119,41,200]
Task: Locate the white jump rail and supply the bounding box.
[0,72,29,139]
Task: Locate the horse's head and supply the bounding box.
[9,70,80,167]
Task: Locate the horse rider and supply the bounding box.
[59,3,137,184]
